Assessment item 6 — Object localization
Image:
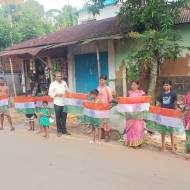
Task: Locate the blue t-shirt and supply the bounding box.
[158,91,177,109]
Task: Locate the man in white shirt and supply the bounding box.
[49,71,71,137]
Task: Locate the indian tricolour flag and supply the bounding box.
[63,92,88,115]
[148,106,183,128]
[0,95,8,112]
[83,102,109,127]
[36,97,54,115]
[14,97,35,114]
[117,96,151,112]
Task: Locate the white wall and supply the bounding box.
[78,4,120,24]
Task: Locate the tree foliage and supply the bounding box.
[85,0,190,103]
[0,1,78,50]
[46,5,78,28]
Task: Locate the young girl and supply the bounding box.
[89,89,102,145]
[158,79,178,153]
[36,87,49,134]
[39,101,51,139]
[97,75,113,142]
[26,90,37,131]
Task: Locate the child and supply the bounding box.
[26,90,37,131]
[41,87,48,96]
[89,89,102,145]
[36,87,48,134]
[158,79,178,153]
[39,101,51,139]
[97,75,113,142]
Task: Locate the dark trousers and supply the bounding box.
[54,104,67,134]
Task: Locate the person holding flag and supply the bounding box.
[97,75,113,142]
[49,71,70,137]
[124,80,146,148]
[0,77,15,131]
[146,79,179,153]
[182,92,190,154]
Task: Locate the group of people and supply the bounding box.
[0,72,190,153]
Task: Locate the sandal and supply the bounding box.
[89,140,94,144]
[96,141,101,146]
[10,127,15,131]
[0,128,4,130]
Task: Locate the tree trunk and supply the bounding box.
[140,0,145,8]
[147,59,158,105]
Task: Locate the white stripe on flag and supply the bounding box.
[148,113,182,128]
[118,103,150,112]
[36,101,54,109]
[0,99,8,106]
[64,98,87,107]
[15,102,34,109]
[84,108,109,119]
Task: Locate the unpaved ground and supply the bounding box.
[5,108,188,158]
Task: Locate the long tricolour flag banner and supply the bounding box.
[0,95,8,112]
[63,92,88,115]
[14,97,35,114]
[117,96,151,112]
[148,106,183,128]
[83,102,109,127]
[36,97,54,115]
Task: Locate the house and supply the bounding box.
[74,0,121,24]
[0,17,130,96]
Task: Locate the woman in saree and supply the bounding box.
[124,80,146,147]
[182,92,190,156]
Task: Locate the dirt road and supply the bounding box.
[0,124,190,190]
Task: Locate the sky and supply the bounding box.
[37,0,84,11]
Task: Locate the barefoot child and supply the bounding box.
[97,75,113,142]
[158,80,178,153]
[36,87,48,134]
[26,90,37,131]
[89,89,102,145]
[39,101,51,139]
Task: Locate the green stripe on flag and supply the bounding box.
[0,105,8,112]
[36,107,54,115]
[120,111,149,120]
[84,115,109,127]
[64,105,84,115]
[15,108,35,114]
[146,120,182,135]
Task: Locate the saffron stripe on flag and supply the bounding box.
[83,102,109,111]
[149,106,182,118]
[118,96,151,104]
[0,95,8,101]
[14,97,35,103]
[65,92,88,100]
[35,97,53,102]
